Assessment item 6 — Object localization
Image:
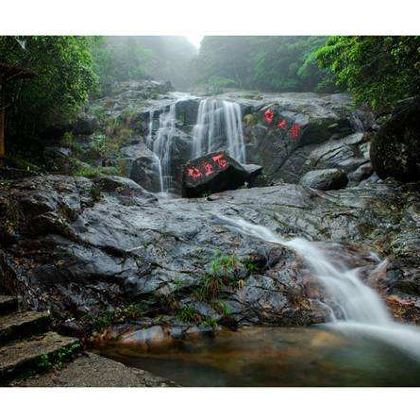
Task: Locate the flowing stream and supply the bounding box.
[192,99,246,163]
[146,111,164,193]
[214,215,420,361]
[147,104,177,193]
[97,215,420,385]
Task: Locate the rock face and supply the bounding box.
[119,143,162,192]
[300,169,348,190]
[181,151,262,198]
[235,92,373,183]
[370,97,420,182]
[62,86,374,194]
[0,174,419,334]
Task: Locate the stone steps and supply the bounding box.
[0,294,81,385]
[0,331,80,384]
[0,311,51,345]
[0,295,19,315]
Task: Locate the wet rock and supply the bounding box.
[370,96,420,181]
[348,162,374,184]
[119,143,162,192]
[181,151,260,198]
[0,171,418,331]
[300,169,348,190]
[303,133,368,173]
[175,99,200,127]
[166,132,193,194]
[235,92,368,182]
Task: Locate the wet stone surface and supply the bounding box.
[0,173,418,334]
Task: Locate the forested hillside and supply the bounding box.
[0,34,419,388]
[193,36,335,93]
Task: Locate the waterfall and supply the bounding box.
[146,111,164,193]
[192,99,246,163]
[147,104,177,193]
[213,215,420,361]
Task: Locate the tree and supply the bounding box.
[0,36,97,153]
[0,62,35,167]
[194,36,335,93]
[315,36,420,111]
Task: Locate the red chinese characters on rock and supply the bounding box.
[277,118,288,130]
[212,153,228,169]
[263,109,274,124]
[202,161,215,176]
[289,123,301,140]
[187,167,202,179]
[186,153,229,181]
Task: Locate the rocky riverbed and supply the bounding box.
[0,173,418,341]
[1,81,419,349]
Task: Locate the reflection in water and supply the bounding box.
[98,327,420,386]
[98,216,420,386]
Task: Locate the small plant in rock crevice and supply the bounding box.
[198,252,243,301]
[176,305,201,323]
[89,184,102,203]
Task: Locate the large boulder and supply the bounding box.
[303,133,368,173]
[370,97,420,181]
[181,151,262,198]
[119,143,162,192]
[234,92,373,183]
[165,132,193,194]
[300,169,348,190]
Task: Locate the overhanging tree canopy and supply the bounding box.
[0,62,35,166]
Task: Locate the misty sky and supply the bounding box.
[185,34,203,49]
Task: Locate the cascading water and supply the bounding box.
[146,111,164,193]
[147,104,177,193]
[213,215,420,361]
[192,99,246,163]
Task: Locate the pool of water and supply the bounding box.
[97,326,420,386]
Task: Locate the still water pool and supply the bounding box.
[97,327,420,386]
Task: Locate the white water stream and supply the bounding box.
[215,215,420,361]
[147,104,177,193]
[192,99,246,163]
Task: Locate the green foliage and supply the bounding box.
[0,36,97,136]
[89,184,102,203]
[176,305,200,323]
[315,36,420,110]
[72,164,120,178]
[36,354,52,370]
[90,37,153,94]
[199,252,242,300]
[201,317,218,329]
[244,260,259,273]
[209,252,240,279]
[81,303,148,333]
[199,273,224,301]
[213,300,231,317]
[195,36,335,93]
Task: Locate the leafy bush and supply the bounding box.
[315,36,420,110]
[0,36,97,137]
